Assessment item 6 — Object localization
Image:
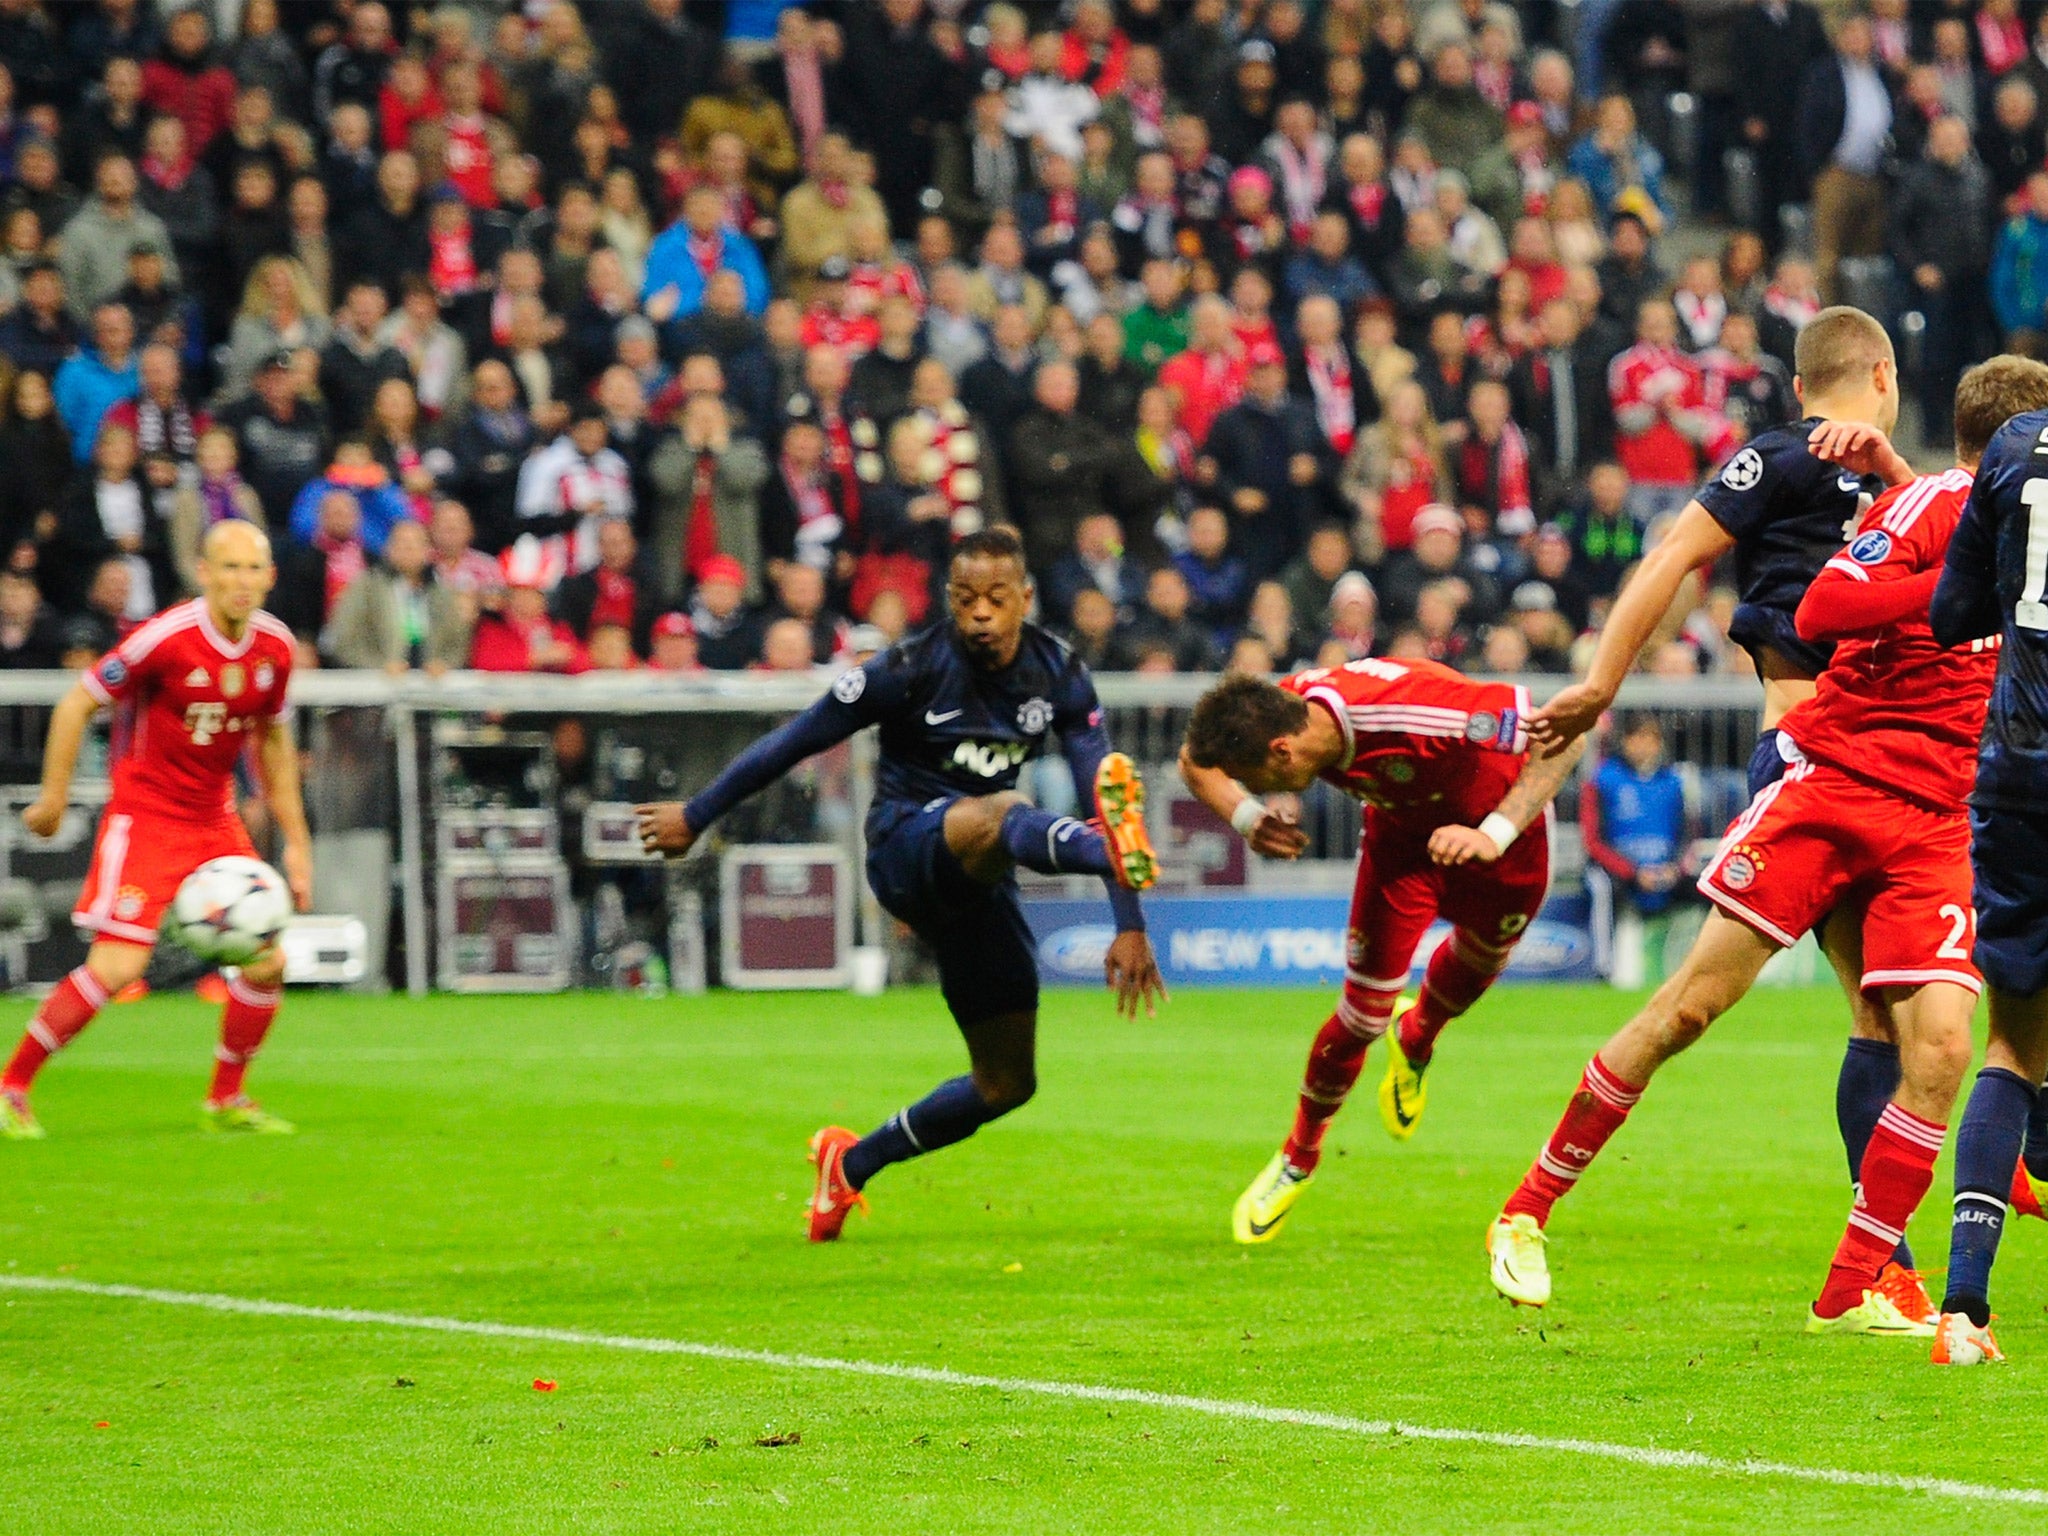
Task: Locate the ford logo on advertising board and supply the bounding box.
[1503,920,1591,977]
[1039,924,1116,978]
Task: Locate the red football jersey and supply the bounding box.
[1779,468,1997,814]
[81,599,296,822]
[1279,657,1530,826]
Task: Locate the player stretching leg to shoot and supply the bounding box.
[636,530,1165,1240]
[1525,307,1939,1310]
[1178,662,1582,1244]
[1922,391,2048,1363]
[0,523,311,1140]
[1489,358,2048,1331]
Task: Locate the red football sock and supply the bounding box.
[1502,1054,1644,1226]
[1283,983,1400,1174]
[207,976,282,1105]
[1399,928,1512,1066]
[1,967,109,1092]
[1814,1102,1944,1318]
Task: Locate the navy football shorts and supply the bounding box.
[1970,803,2048,996]
[866,797,1040,1027]
[1747,729,1789,801]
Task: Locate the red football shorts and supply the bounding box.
[1342,810,1553,990]
[1697,758,1980,994]
[73,807,258,947]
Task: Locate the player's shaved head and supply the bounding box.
[1953,355,2048,465]
[1793,306,1895,400]
[201,519,274,566]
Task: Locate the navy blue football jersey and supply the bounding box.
[1931,409,2048,813]
[684,622,1112,825]
[1693,418,1880,674]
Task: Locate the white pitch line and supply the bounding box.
[4,1273,2041,1508]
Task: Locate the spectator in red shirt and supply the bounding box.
[469,536,587,673]
[142,7,238,158]
[1607,299,1730,522]
[1157,295,1247,447]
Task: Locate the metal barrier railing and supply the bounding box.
[0,670,1764,994]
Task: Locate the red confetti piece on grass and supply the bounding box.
[533,1379,557,1392]
[94,1421,109,1429]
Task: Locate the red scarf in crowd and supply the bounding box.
[314,531,366,619]
[685,452,721,580]
[1304,345,1357,456]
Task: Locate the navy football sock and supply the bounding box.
[1837,1037,1914,1268]
[1943,1068,2037,1326]
[842,1075,998,1189]
[998,803,1113,878]
[2025,1077,2048,1182]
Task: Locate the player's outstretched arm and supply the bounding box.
[1429,737,1587,866]
[1176,744,1308,860]
[1104,930,1167,1020]
[1530,503,1734,749]
[637,673,884,857]
[22,684,103,838]
[255,715,315,911]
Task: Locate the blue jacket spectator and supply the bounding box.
[641,191,772,322]
[1565,96,1671,229]
[1581,718,1695,917]
[1992,175,2048,338]
[52,305,140,463]
[1283,211,1381,314]
[288,448,415,557]
[1173,506,1252,642]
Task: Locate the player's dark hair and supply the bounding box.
[1793,306,1893,398]
[951,526,1029,576]
[1185,675,1310,774]
[1954,355,2048,463]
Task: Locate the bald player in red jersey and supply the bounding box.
[0,522,312,1141]
[1180,658,1585,1242]
[1487,356,2048,1331]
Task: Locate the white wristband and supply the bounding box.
[1478,812,1519,854]
[1230,797,1268,836]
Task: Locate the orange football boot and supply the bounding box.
[1092,752,1159,891]
[2010,1160,2045,1222]
[806,1125,868,1242]
[1875,1260,1938,1328]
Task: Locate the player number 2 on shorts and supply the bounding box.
[2017,479,2048,630]
[1938,902,1973,961]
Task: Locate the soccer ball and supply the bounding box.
[167,857,292,966]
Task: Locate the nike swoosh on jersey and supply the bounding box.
[1838,473,1863,493]
[924,709,964,724]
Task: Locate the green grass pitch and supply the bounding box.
[3,982,2044,1534]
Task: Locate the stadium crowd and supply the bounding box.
[0,0,2035,685]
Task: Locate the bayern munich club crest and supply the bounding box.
[1720,447,1764,492]
[1720,843,1766,890]
[1017,696,1053,734]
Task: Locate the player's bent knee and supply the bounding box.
[84,939,152,994]
[975,1067,1037,1113]
[240,950,287,988]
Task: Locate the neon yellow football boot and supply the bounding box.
[201,1096,297,1135]
[1233,1151,1313,1244]
[1377,995,1426,1140]
[1803,1289,1935,1338]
